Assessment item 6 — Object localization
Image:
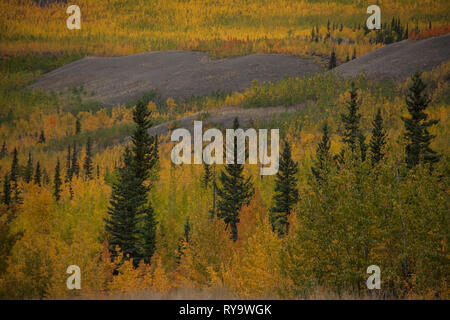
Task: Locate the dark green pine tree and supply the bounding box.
[83,138,93,179]
[270,140,299,236]
[340,82,362,155]
[0,141,6,159]
[71,143,80,178]
[105,100,159,265]
[2,173,11,205]
[75,118,81,135]
[65,144,72,182]
[352,48,356,60]
[184,217,191,243]
[369,108,387,165]
[358,131,368,162]
[39,129,46,143]
[34,161,41,187]
[10,148,19,185]
[24,152,33,183]
[312,122,333,183]
[105,148,142,262]
[328,51,337,70]
[54,158,62,201]
[10,148,21,203]
[215,117,254,241]
[202,162,212,189]
[402,72,440,168]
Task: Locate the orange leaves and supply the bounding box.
[409,25,450,40]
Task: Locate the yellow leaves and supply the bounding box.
[166,98,177,113]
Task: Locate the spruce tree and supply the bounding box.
[270,140,298,235]
[10,148,21,203]
[0,141,6,159]
[340,82,362,155]
[358,131,367,162]
[34,161,41,186]
[328,51,337,70]
[54,158,62,201]
[215,118,254,241]
[105,100,159,265]
[2,174,11,206]
[312,122,333,183]
[10,148,19,185]
[402,72,440,168]
[105,148,141,261]
[24,152,33,183]
[369,108,387,165]
[83,138,93,179]
[352,48,356,60]
[39,130,46,143]
[202,162,212,189]
[71,143,80,178]
[75,118,81,135]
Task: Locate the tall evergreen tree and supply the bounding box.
[328,51,337,70]
[54,158,62,202]
[75,118,81,135]
[340,82,362,155]
[10,148,19,185]
[202,162,212,189]
[215,118,254,241]
[352,48,356,60]
[71,143,80,178]
[369,108,387,165]
[38,130,46,143]
[0,141,6,159]
[83,138,93,179]
[105,100,159,265]
[312,122,333,183]
[24,152,33,183]
[105,148,141,261]
[10,148,21,203]
[402,72,440,168]
[270,140,299,235]
[2,174,11,206]
[358,131,368,162]
[34,161,41,187]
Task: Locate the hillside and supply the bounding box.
[335,33,450,79]
[29,52,322,106]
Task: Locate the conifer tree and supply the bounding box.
[340,82,362,155]
[34,161,41,187]
[270,140,298,235]
[402,72,440,168]
[328,51,337,70]
[10,148,19,185]
[24,152,33,183]
[105,148,141,261]
[75,118,81,135]
[202,162,212,189]
[10,148,21,203]
[105,100,158,265]
[215,118,254,241]
[369,108,387,165]
[352,48,356,60]
[358,132,367,162]
[39,130,46,143]
[83,138,93,179]
[312,122,333,183]
[2,174,11,206]
[0,141,6,159]
[71,143,80,178]
[54,158,62,202]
